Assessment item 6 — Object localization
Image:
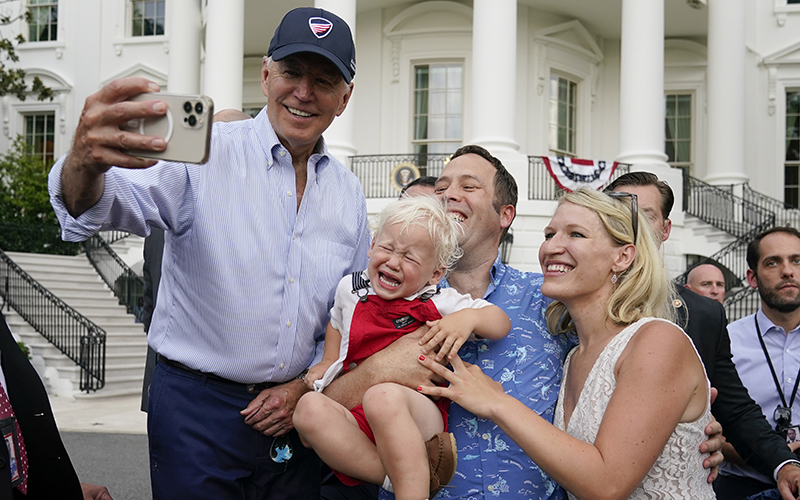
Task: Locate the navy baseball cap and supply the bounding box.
[268,7,356,84]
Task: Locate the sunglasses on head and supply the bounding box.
[606,191,639,244]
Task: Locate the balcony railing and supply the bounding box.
[0,249,106,391]
[349,154,451,198]
[527,157,631,200]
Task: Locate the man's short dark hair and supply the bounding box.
[746,226,800,272]
[399,175,437,198]
[450,145,518,212]
[604,171,674,220]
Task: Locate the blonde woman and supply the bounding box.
[419,188,715,499]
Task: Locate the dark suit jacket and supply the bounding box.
[676,286,796,479]
[0,311,83,500]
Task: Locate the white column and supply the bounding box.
[617,0,669,170]
[203,0,244,112]
[167,0,201,94]
[314,0,358,163]
[470,0,518,154]
[469,0,528,185]
[704,0,748,186]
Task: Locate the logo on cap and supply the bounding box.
[309,17,333,39]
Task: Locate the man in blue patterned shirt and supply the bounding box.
[325,145,571,499]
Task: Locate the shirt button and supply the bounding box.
[280,362,285,369]
[290,278,295,284]
[292,235,296,240]
[286,321,291,328]
[482,433,490,440]
[488,485,494,492]
[287,191,293,197]
[280,150,286,157]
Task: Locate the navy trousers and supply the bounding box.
[148,362,320,500]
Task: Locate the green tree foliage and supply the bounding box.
[0,8,53,101]
[0,137,80,254]
[0,137,52,223]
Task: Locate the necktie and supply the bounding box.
[0,383,27,494]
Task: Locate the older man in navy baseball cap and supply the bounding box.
[268,7,356,83]
[48,6,368,500]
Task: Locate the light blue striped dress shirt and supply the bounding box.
[48,108,370,384]
[724,308,800,484]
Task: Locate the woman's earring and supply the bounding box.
[611,271,618,284]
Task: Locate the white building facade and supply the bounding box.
[2,0,800,280]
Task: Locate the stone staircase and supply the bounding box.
[682,214,737,258]
[4,251,148,399]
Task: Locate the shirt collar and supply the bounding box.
[439,252,503,300]
[756,307,800,337]
[256,106,331,178]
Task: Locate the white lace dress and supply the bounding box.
[553,317,716,499]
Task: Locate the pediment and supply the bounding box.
[101,64,167,88]
[23,68,72,92]
[664,40,707,66]
[384,1,472,37]
[764,40,800,65]
[533,20,603,63]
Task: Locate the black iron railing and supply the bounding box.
[742,183,800,229]
[527,157,631,200]
[100,230,132,245]
[684,177,775,239]
[724,286,760,323]
[676,177,777,321]
[677,177,775,289]
[0,249,106,391]
[349,154,451,198]
[85,234,145,322]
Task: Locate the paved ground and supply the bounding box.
[61,432,150,500]
[50,395,151,500]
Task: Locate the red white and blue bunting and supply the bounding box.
[542,156,619,192]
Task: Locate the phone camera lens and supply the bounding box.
[187,114,197,127]
[195,102,204,114]
[183,101,192,113]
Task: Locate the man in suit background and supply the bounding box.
[0,310,112,500]
[686,263,727,304]
[606,172,800,499]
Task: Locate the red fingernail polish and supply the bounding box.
[419,355,425,361]
[417,386,422,391]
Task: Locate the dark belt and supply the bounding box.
[157,355,279,395]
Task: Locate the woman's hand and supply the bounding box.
[417,353,506,420]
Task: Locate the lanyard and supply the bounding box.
[755,316,800,410]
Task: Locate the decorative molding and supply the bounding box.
[58,93,67,134]
[590,63,599,110]
[768,66,777,116]
[163,41,170,54]
[114,43,123,56]
[55,47,63,59]
[383,1,472,38]
[391,37,401,82]
[532,20,604,64]
[536,43,547,96]
[101,63,168,87]
[2,97,9,138]
[776,12,787,26]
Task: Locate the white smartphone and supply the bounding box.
[121,92,214,164]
